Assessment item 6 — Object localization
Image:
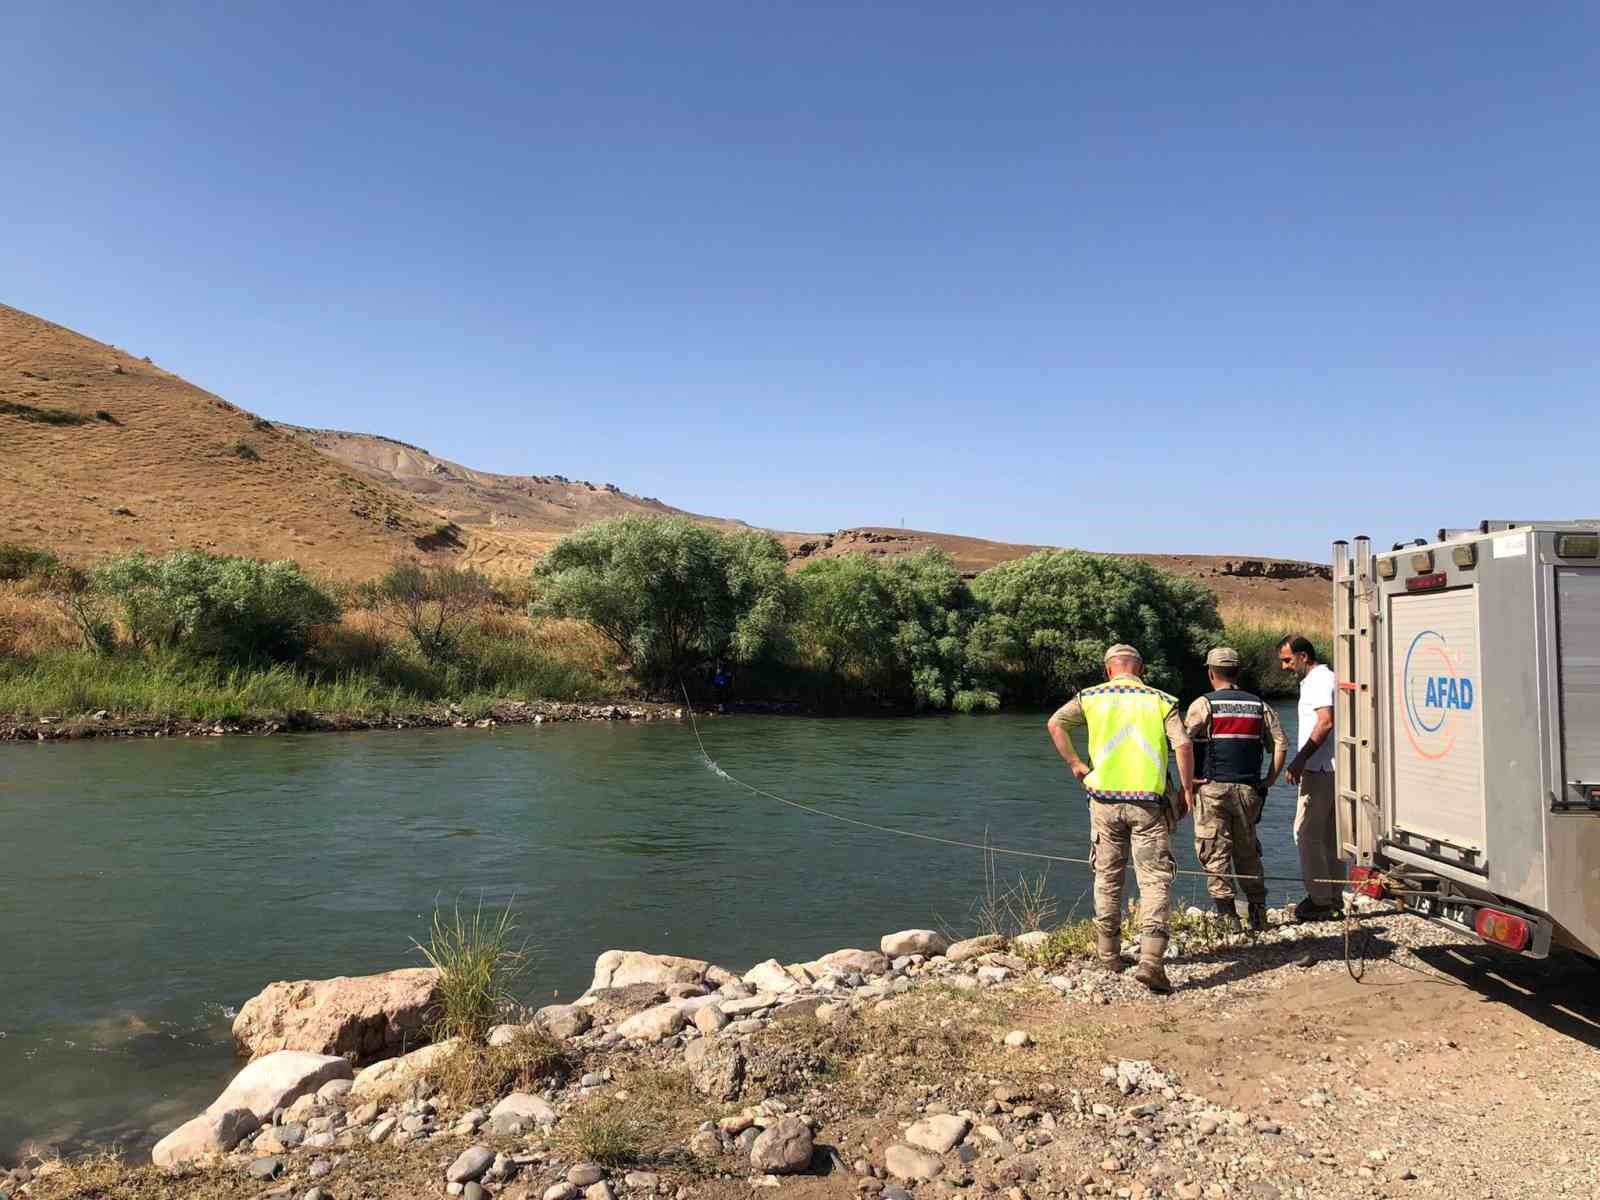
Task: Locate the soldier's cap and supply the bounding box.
[1205,647,1241,668]
[1103,643,1143,664]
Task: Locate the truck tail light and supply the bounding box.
[1473,908,1531,952]
[1349,866,1387,899]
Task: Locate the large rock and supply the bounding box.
[806,948,890,977]
[212,1051,352,1121]
[750,1116,814,1174]
[232,969,442,1065]
[945,935,1006,963]
[350,1039,459,1101]
[885,1143,944,1181]
[616,1003,687,1042]
[151,1106,259,1169]
[684,1038,745,1101]
[742,959,802,995]
[537,1004,593,1040]
[580,984,669,1025]
[150,1051,350,1169]
[905,1114,969,1154]
[880,930,949,958]
[589,950,725,992]
[448,1145,496,1184]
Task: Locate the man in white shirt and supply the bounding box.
[1280,636,1343,920]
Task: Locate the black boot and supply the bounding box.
[1213,898,1242,931]
[1247,902,1269,932]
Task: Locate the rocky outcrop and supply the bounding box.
[231,968,442,1065]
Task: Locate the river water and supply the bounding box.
[0,707,1306,1163]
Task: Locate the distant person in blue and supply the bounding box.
[711,662,733,706]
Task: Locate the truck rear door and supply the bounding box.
[1387,586,1486,852]
[1557,567,1600,805]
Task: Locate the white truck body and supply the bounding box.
[1334,522,1600,959]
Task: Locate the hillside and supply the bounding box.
[1,303,1330,626]
[0,305,463,580]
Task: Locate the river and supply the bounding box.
[0,706,1308,1163]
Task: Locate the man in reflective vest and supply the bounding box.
[1047,644,1194,993]
[1183,647,1288,932]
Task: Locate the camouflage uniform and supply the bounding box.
[1050,692,1188,965]
[1184,696,1288,905]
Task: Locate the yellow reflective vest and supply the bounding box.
[1078,680,1176,802]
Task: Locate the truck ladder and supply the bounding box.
[1333,537,1380,866]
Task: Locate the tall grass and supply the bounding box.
[0,609,609,722]
[1221,622,1334,697]
[412,896,528,1044]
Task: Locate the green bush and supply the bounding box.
[90,550,340,662]
[531,515,792,689]
[967,550,1222,703]
[791,549,996,711]
[374,560,494,663]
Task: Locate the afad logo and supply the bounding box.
[1401,629,1475,761]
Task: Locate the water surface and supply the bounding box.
[0,709,1305,1162]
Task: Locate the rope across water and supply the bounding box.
[679,685,1408,892]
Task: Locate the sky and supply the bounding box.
[4,2,1597,561]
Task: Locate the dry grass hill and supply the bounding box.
[1,303,1329,626]
[0,304,463,580]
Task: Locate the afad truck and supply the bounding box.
[1333,521,1600,961]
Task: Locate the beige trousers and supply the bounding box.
[1295,770,1343,905]
[1193,782,1267,904]
[1090,800,1176,964]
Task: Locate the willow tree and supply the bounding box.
[530,515,792,689]
[967,549,1221,702]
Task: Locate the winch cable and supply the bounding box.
[679,684,1433,897]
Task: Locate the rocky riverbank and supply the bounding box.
[0,699,694,743]
[9,903,1600,1200]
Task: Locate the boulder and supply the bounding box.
[806,948,889,977]
[905,1114,969,1154]
[720,993,779,1017]
[749,1116,814,1174]
[693,1005,729,1034]
[349,1039,459,1101]
[492,1093,558,1126]
[616,1003,687,1042]
[684,1038,745,1101]
[537,1004,594,1040]
[742,959,801,995]
[212,1051,352,1122]
[231,968,442,1065]
[945,935,1006,963]
[151,1106,259,1170]
[589,950,720,991]
[880,930,949,958]
[1012,931,1050,954]
[448,1145,496,1184]
[579,984,669,1024]
[885,1143,944,1182]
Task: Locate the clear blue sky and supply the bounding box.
[5,3,1596,561]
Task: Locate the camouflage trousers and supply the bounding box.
[1090,800,1176,964]
[1193,782,1267,904]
